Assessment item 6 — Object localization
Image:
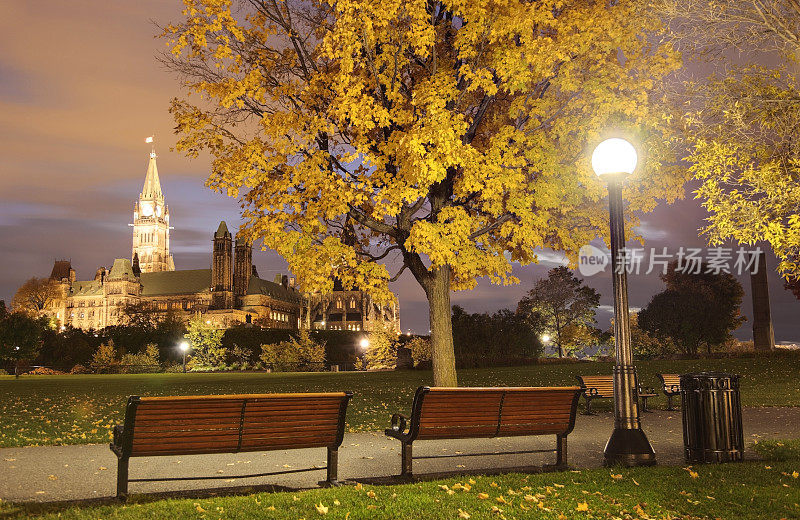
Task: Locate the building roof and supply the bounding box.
[246,276,304,303]
[71,280,103,297]
[141,152,163,202]
[50,260,72,280]
[108,258,135,279]
[140,269,212,296]
[214,221,231,239]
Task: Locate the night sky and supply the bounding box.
[1,1,797,341]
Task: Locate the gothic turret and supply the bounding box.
[234,232,252,304]
[211,221,234,309]
[132,140,174,273]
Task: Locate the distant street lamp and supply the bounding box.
[359,337,370,370]
[592,137,655,467]
[179,341,190,373]
[541,334,551,344]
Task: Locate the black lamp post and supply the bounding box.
[592,137,656,467]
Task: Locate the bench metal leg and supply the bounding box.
[556,435,567,468]
[116,457,129,500]
[326,447,339,485]
[400,442,413,478]
[582,397,595,415]
[640,396,651,413]
[666,394,675,411]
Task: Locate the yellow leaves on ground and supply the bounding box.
[314,502,328,515]
[477,493,489,500]
[457,508,471,519]
[576,501,589,511]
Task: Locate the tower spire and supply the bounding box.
[141,136,162,201]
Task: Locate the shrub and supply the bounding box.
[24,366,65,375]
[407,337,432,368]
[364,331,398,370]
[69,364,90,375]
[90,343,117,373]
[120,344,160,373]
[260,330,326,372]
[0,368,9,376]
[185,317,226,370]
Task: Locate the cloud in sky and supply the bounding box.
[0,1,797,340]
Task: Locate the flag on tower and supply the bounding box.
[145,136,154,143]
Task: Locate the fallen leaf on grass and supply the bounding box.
[576,501,589,512]
[315,503,328,515]
[457,509,470,519]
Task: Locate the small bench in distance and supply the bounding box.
[385,386,581,478]
[109,392,352,499]
[657,373,682,411]
[576,375,657,414]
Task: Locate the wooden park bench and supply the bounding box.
[576,375,656,415]
[109,392,352,499]
[657,373,682,410]
[385,386,581,477]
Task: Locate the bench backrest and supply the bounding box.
[658,373,681,392]
[409,387,581,441]
[119,392,352,457]
[576,375,614,398]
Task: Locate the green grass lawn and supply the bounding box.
[1,356,798,448]
[1,440,799,519]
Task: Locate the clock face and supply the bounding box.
[140,202,154,217]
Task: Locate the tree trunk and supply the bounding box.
[426,266,458,387]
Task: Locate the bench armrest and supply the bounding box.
[585,387,599,397]
[109,424,125,456]
[666,384,680,394]
[639,385,656,395]
[389,413,408,435]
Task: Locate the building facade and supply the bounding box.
[43,146,400,333]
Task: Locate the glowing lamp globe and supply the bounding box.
[591,138,638,178]
[359,338,370,350]
[179,341,190,353]
[541,334,551,344]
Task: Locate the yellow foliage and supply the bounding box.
[164,0,685,384]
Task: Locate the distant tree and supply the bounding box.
[11,277,62,317]
[185,317,226,370]
[0,312,47,367]
[364,331,398,371]
[90,342,118,373]
[638,263,746,356]
[517,267,600,358]
[659,0,800,281]
[628,313,675,359]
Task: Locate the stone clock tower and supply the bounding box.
[132,143,175,273]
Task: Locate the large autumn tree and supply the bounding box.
[164,0,684,385]
[660,0,800,281]
[11,277,62,318]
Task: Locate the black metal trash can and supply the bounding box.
[681,372,744,463]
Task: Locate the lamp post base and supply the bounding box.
[604,427,656,467]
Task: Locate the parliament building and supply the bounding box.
[44,146,400,333]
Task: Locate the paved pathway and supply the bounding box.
[1,407,798,503]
